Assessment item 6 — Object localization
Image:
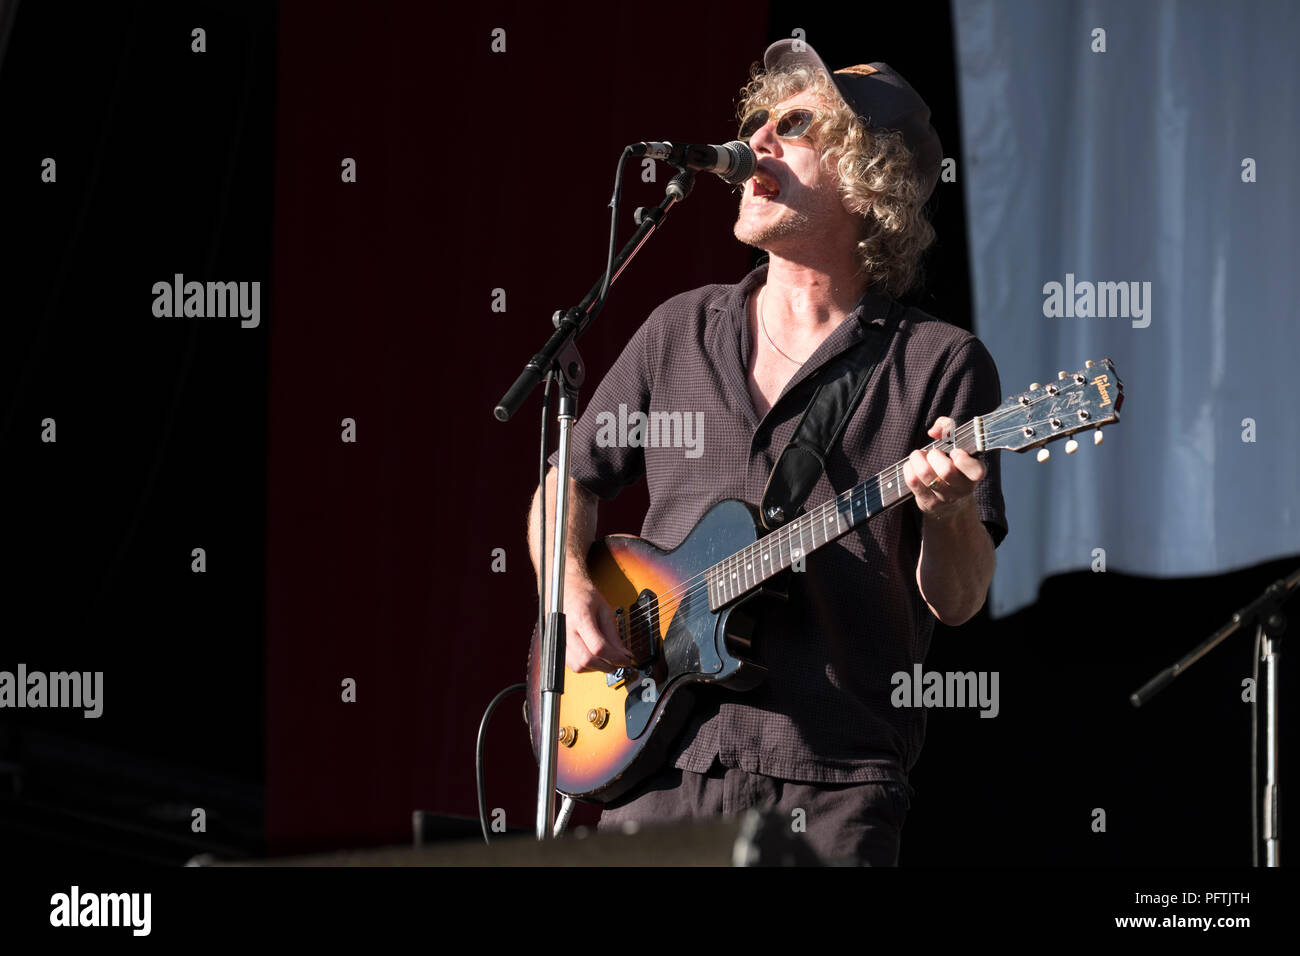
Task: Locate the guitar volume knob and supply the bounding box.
[558,726,578,747]
[587,707,609,729]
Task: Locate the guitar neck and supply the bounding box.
[706,415,988,610]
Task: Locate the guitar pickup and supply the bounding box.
[626,589,661,670]
[607,592,660,679]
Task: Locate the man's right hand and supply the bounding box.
[562,579,636,675]
[529,472,632,674]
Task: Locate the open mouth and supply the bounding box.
[751,171,781,200]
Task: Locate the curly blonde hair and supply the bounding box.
[737,65,935,294]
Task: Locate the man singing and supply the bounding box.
[527,39,1006,865]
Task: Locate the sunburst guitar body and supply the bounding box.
[525,498,776,803]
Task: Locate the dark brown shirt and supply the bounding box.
[556,264,1007,786]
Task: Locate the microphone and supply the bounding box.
[631,141,755,184]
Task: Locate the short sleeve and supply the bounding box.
[545,316,655,500]
[920,337,1009,549]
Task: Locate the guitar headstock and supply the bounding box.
[983,359,1123,459]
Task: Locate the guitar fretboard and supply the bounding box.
[706,417,986,610]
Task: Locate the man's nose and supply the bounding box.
[748,119,782,155]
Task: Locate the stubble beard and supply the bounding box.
[733,203,815,254]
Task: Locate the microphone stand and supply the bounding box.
[494,166,697,840]
[1130,565,1300,865]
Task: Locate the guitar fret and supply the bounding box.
[837,493,853,530]
[709,462,918,609]
[863,475,884,515]
[711,460,921,609]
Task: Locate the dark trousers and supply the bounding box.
[597,757,911,865]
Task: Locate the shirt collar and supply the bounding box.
[711,263,896,407]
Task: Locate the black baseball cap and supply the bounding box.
[762,39,943,202]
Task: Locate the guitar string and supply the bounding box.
[612,417,985,636]
[605,387,1111,642]
[613,411,1099,644]
[610,394,1106,641]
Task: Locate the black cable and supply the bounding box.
[596,146,635,306]
[476,682,527,846]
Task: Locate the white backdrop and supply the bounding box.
[952,0,1300,616]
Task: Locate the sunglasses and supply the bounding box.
[738,106,821,141]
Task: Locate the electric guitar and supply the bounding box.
[526,360,1123,802]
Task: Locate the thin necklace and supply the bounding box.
[758,286,805,366]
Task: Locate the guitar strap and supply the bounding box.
[759,297,902,531]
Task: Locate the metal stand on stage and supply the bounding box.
[492,165,699,839]
[1131,565,1299,866]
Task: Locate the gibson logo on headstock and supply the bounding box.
[1091,374,1112,408]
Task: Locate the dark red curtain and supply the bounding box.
[267,0,767,852]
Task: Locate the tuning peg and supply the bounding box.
[1029,382,1041,391]
[1093,429,1104,446]
[1036,448,1050,463]
[1058,370,1068,379]
[1065,439,1079,454]
[1085,360,1095,368]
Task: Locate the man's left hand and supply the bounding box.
[903,416,986,521]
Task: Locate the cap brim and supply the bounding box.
[763,39,856,118]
